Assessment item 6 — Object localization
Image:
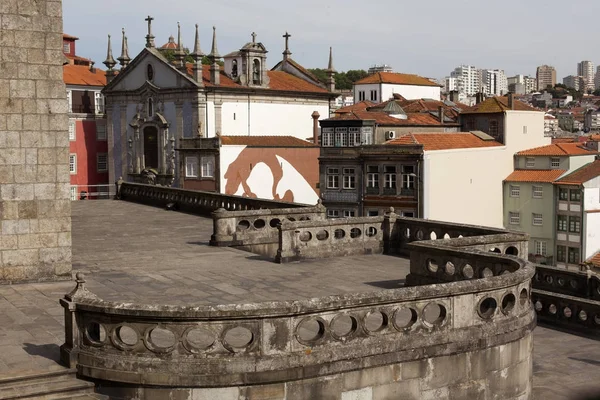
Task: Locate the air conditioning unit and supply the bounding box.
[385,130,396,140]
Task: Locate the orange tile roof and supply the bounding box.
[504,169,566,183]
[588,134,600,141]
[334,101,375,114]
[63,64,106,87]
[516,143,597,156]
[355,72,440,87]
[586,251,600,268]
[327,110,456,126]
[555,160,600,185]
[387,133,503,151]
[220,136,317,147]
[462,96,538,114]
[63,33,78,40]
[161,36,178,50]
[186,64,329,94]
[551,137,576,143]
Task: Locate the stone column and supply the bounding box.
[0,0,72,283]
[214,99,223,135]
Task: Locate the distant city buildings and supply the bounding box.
[507,75,536,95]
[368,64,393,74]
[449,65,480,96]
[481,69,508,96]
[352,72,441,103]
[563,75,585,91]
[537,65,557,90]
[577,60,594,92]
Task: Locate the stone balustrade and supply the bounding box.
[276,216,386,263]
[533,265,600,301]
[118,182,310,216]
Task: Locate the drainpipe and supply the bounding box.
[248,94,251,136]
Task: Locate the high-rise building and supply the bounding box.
[563,75,584,91]
[536,65,556,90]
[481,69,508,96]
[449,65,480,96]
[577,60,594,92]
[507,75,537,94]
[595,66,600,90]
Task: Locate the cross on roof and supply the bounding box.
[145,15,154,35]
[283,32,291,50]
[251,32,257,43]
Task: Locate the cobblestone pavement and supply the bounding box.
[0,201,598,400]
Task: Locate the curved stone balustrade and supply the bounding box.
[533,265,600,301]
[119,182,309,216]
[532,289,600,337]
[61,253,535,388]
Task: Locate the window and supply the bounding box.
[367,210,379,217]
[489,120,498,137]
[402,211,414,217]
[570,189,581,202]
[349,127,361,146]
[510,185,520,197]
[532,186,543,199]
[343,210,355,217]
[523,126,527,134]
[201,156,215,178]
[185,156,198,178]
[525,157,535,168]
[68,120,75,140]
[559,188,568,201]
[568,247,580,264]
[557,215,567,231]
[95,92,104,114]
[370,90,377,102]
[532,213,543,226]
[252,59,261,85]
[366,166,379,188]
[556,245,566,262]
[97,153,108,172]
[334,128,347,147]
[358,91,365,101]
[509,212,520,225]
[384,166,396,188]
[343,168,355,189]
[322,128,334,147]
[327,167,339,189]
[327,209,340,218]
[96,123,106,140]
[534,240,547,256]
[402,165,415,189]
[63,42,70,53]
[69,154,77,174]
[568,216,581,233]
[361,127,373,145]
[550,157,560,168]
[146,64,154,81]
[70,186,77,201]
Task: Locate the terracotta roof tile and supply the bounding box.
[334,101,375,114]
[355,72,440,87]
[220,136,317,147]
[516,143,597,156]
[505,169,567,183]
[387,133,503,151]
[326,110,456,126]
[63,33,78,40]
[160,36,177,50]
[586,251,600,268]
[554,160,600,185]
[462,96,538,114]
[63,64,106,87]
[551,137,576,143]
[588,134,600,141]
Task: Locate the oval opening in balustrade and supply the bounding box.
[570,280,579,290]
[534,300,543,312]
[579,310,588,321]
[254,219,266,229]
[269,218,281,228]
[595,315,600,326]
[393,307,418,330]
[364,311,388,333]
[505,246,519,256]
[545,275,553,285]
[350,228,361,238]
[415,229,424,240]
[297,318,325,343]
[186,328,214,350]
[334,229,346,239]
[462,263,474,279]
[149,327,177,348]
[480,267,494,278]
[430,231,437,240]
[478,297,497,319]
[548,304,557,315]
[299,231,312,242]
[224,326,254,349]
[237,220,250,231]
[85,322,107,344]
[444,261,455,276]
[443,233,451,239]
[489,247,501,253]
[427,259,439,273]
[330,314,357,338]
[116,325,138,346]
[299,216,311,221]
[403,228,410,239]
[557,277,566,287]
[366,227,378,237]
[501,293,516,314]
[423,303,446,326]
[288,217,296,222]
[316,230,329,241]
[563,306,572,319]
[519,288,528,307]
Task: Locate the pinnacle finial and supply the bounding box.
[177,22,182,51]
[103,34,116,71]
[191,23,203,59]
[118,28,131,68]
[209,26,220,58]
[327,46,335,72]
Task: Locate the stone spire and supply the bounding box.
[208,26,220,85]
[117,28,131,69]
[175,22,185,70]
[282,32,291,62]
[326,47,336,92]
[190,23,204,85]
[145,15,155,48]
[103,34,117,83]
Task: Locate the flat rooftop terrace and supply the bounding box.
[0,201,598,399]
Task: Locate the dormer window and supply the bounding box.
[147,64,154,81]
[231,60,238,79]
[252,59,261,85]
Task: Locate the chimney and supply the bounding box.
[438,106,444,123]
[89,61,96,73]
[311,111,320,145]
[476,92,483,104]
[508,93,514,110]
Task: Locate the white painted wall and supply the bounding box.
[503,111,551,156]
[583,176,600,259]
[353,83,441,102]
[353,83,379,102]
[423,146,509,228]
[569,155,598,174]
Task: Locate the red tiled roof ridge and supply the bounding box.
[355,72,440,87]
[63,64,106,86]
[504,169,567,183]
[219,135,316,147]
[555,159,600,184]
[386,132,503,151]
[517,142,597,156]
[462,96,538,114]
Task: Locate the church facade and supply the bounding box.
[102,17,338,186]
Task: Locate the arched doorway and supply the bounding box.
[143,126,159,169]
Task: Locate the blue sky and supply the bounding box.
[63,0,599,81]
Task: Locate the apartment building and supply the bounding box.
[449,65,480,96]
[577,60,595,92]
[481,69,508,96]
[537,65,557,90]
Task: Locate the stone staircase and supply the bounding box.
[0,369,106,400]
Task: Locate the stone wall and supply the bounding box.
[0,0,71,283]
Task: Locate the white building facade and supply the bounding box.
[449,65,480,96]
[353,72,441,103]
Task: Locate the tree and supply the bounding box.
[593,89,600,96]
[307,68,368,90]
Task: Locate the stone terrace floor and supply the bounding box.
[0,201,597,399]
